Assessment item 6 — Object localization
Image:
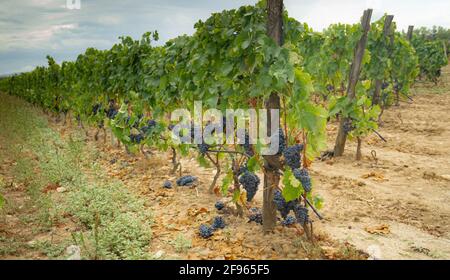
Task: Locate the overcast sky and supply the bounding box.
[0,0,449,75]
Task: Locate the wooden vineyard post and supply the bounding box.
[394,25,415,106]
[406,25,414,41]
[443,41,448,59]
[262,0,283,233]
[372,15,394,106]
[333,9,373,157]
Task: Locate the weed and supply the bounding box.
[171,234,192,253]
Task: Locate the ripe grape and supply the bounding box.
[292,168,312,193]
[215,201,225,211]
[381,82,389,90]
[211,216,226,230]
[199,224,214,238]
[130,133,144,144]
[273,190,299,218]
[293,205,309,225]
[106,108,118,119]
[141,119,157,134]
[198,142,210,155]
[248,208,263,225]
[283,144,303,169]
[239,171,260,202]
[176,175,198,186]
[282,215,296,226]
[343,119,355,133]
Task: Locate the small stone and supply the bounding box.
[66,245,81,260]
[153,250,164,259]
[56,187,67,193]
[198,248,211,257]
[366,245,382,260]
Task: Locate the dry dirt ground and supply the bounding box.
[313,65,450,260]
[1,66,449,260]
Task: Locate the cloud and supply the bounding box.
[97,15,122,26]
[0,0,449,75]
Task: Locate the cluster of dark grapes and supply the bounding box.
[212,216,226,230]
[106,108,118,119]
[197,142,210,155]
[248,207,263,225]
[105,100,118,119]
[343,119,355,133]
[273,190,299,219]
[141,119,157,134]
[281,215,296,226]
[381,82,390,90]
[106,106,118,119]
[293,204,309,226]
[239,171,260,202]
[176,175,198,186]
[199,224,214,238]
[198,216,226,238]
[273,190,310,226]
[130,133,144,144]
[283,144,303,169]
[292,168,312,193]
[215,201,225,211]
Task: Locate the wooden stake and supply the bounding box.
[406,25,414,41]
[333,9,373,157]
